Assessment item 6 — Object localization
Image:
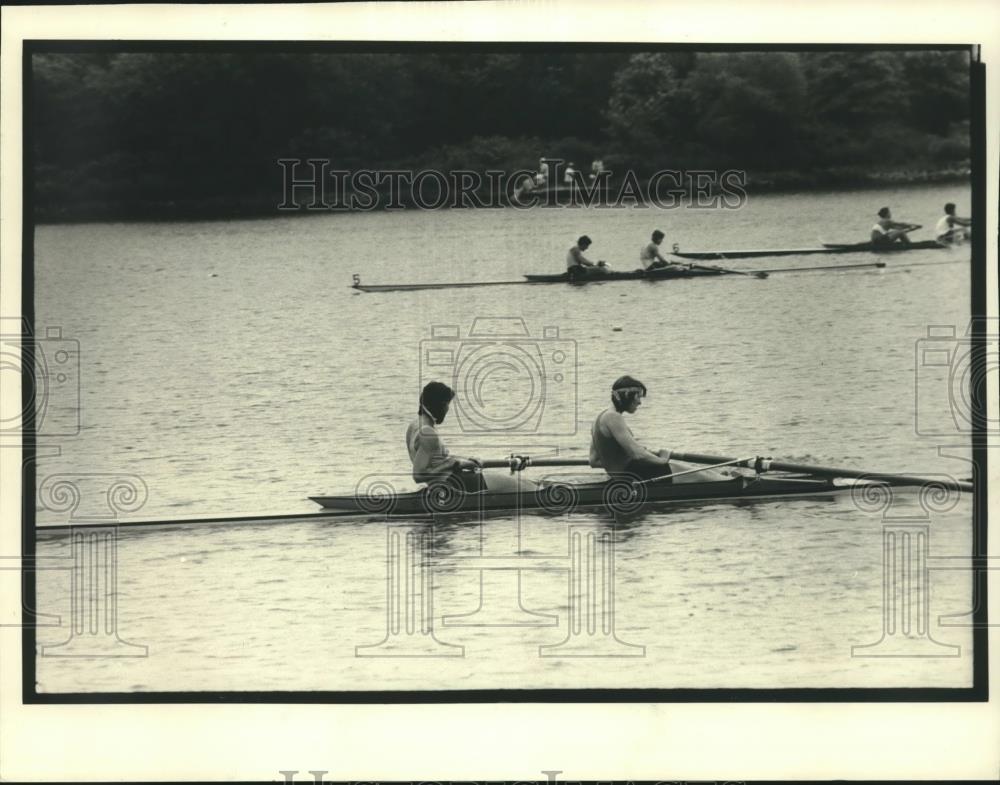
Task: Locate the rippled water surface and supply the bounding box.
[33,184,978,691]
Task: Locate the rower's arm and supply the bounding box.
[571,247,595,267]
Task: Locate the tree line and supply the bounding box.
[31,49,971,219]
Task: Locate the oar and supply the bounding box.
[679,261,768,279]
[753,261,887,274]
[669,451,973,493]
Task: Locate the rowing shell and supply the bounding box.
[352,265,728,292]
[310,474,884,516]
[523,266,727,283]
[673,239,947,260]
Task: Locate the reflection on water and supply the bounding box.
[32,183,976,691]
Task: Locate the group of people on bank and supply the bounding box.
[408,376,724,494]
[515,157,607,198]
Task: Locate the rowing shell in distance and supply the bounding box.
[311,473,887,517]
[672,239,948,260]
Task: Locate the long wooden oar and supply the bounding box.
[669,451,973,493]
[753,261,887,274]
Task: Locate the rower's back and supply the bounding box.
[589,409,633,475]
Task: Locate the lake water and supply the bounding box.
[31,183,979,692]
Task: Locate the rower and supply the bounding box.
[567,235,609,279]
[589,376,729,484]
[639,230,673,270]
[407,381,533,493]
[871,207,919,245]
[935,202,971,244]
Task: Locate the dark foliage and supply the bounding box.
[30,50,971,219]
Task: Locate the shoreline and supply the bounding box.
[33,166,970,225]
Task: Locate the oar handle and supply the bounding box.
[479,456,591,471]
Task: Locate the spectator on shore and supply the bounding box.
[534,158,549,187]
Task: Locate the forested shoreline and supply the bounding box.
[31,50,971,222]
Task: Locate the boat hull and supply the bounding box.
[822,240,947,253]
[310,475,851,516]
[523,266,727,283]
[674,240,946,260]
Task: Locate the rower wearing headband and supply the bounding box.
[589,376,674,482]
[589,376,729,484]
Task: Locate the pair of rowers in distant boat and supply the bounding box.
[406,376,728,493]
[871,203,971,245]
[566,230,673,279]
[565,203,972,278]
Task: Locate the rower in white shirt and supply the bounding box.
[639,230,673,270]
[934,202,971,244]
